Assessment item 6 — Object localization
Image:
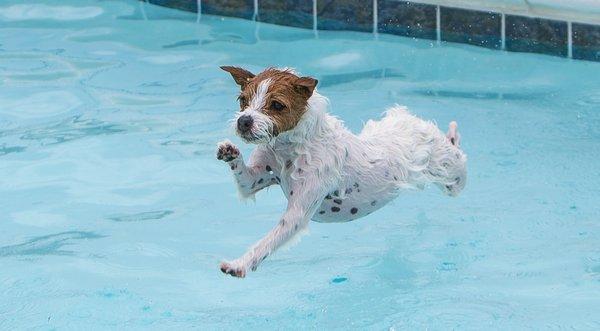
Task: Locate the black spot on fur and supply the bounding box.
[455,177,461,184]
[345,188,352,194]
[393,176,398,181]
[333,199,342,205]
[353,182,359,188]
[237,171,242,175]
[251,181,256,189]
[230,164,236,170]
[285,160,292,168]
[257,178,264,184]
[451,137,455,145]
[325,194,332,200]
[331,206,340,212]
[297,168,302,173]
[350,207,358,214]
[280,218,286,225]
[371,200,377,206]
[266,165,272,172]
[275,176,281,183]
[319,210,325,214]
[333,190,339,197]
[289,190,293,196]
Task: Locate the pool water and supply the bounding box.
[1,0,599,329]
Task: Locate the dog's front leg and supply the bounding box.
[220,177,326,278]
[217,140,279,198]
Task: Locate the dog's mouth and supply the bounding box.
[237,125,278,144]
[237,131,271,144]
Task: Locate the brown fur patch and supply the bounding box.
[222,66,318,136]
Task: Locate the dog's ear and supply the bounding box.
[220,66,255,89]
[294,76,318,98]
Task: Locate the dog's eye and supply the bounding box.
[271,101,285,111]
[238,96,247,109]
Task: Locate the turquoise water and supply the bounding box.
[1,0,600,329]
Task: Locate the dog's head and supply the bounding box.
[221,66,318,144]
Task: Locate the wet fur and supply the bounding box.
[217,67,467,278]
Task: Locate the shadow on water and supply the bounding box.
[0,231,105,257]
[19,115,128,145]
[318,68,405,88]
[163,39,199,49]
[107,210,174,222]
[0,144,26,156]
[412,89,553,101]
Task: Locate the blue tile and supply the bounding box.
[202,0,254,20]
[441,7,501,49]
[506,15,568,57]
[317,0,373,32]
[258,0,313,29]
[573,23,600,62]
[148,0,198,13]
[378,1,436,40]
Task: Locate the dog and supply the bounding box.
[216,66,467,278]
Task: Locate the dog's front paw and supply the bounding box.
[220,261,246,278]
[216,140,240,162]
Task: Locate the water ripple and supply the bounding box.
[107,210,174,222]
[19,115,129,145]
[0,231,105,257]
[319,68,405,87]
[0,144,25,156]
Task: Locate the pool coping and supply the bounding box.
[143,0,600,62]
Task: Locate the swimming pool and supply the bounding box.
[1,0,599,329]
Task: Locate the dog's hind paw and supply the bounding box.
[446,121,461,147]
[220,261,246,278]
[216,140,240,162]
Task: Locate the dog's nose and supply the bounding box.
[237,115,253,132]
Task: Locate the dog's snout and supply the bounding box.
[237,115,253,132]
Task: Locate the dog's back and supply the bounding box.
[357,106,467,196]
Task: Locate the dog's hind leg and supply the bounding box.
[429,122,467,196]
[446,121,461,147]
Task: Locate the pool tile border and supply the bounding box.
[506,15,568,57]
[317,0,373,32]
[378,1,437,40]
[257,0,313,30]
[202,0,254,20]
[441,7,502,50]
[572,23,600,61]
[142,0,600,62]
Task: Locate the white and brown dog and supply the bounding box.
[216,66,467,278]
